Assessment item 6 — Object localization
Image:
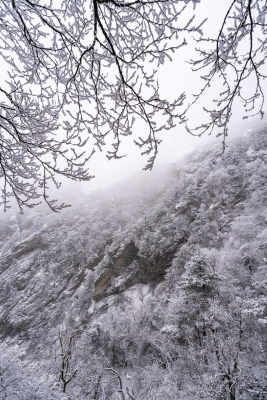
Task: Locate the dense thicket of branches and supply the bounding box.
[0,0,266,210]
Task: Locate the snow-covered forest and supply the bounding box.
[0,128,266,399]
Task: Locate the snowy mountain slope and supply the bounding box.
[0,128,266,399]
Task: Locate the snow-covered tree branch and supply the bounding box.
[187,0,267,148]
[0,0,266,210]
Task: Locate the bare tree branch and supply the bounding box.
[186,0,267,150]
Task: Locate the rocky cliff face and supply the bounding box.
[93,241,174,301]
[0,231,173,345]
[0,169,176,347]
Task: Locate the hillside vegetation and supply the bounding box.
[0,128,266,399]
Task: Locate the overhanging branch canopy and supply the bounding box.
[0,0,266,211]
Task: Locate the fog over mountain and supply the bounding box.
[0,127,266,399]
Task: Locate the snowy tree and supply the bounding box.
[166,248,221,344]
[55,330,79,394]
[0,342,66,400]
[0,0,266,210]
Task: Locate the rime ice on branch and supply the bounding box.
[0,0,266,210]
[186,0,267,148]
